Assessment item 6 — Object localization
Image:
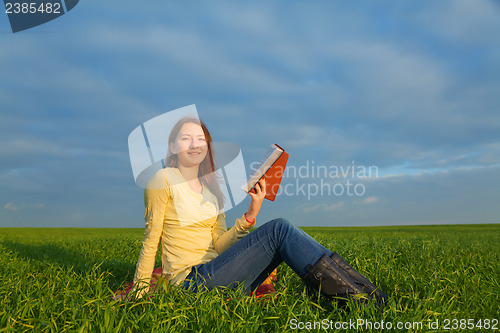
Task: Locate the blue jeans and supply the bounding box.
[182,218,333,294]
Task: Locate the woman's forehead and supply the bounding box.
[178,122,204,136]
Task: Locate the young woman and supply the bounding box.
[131,117,388,304]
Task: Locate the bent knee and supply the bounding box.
[268,217,292,230]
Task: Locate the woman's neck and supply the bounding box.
[178,165,200,181]
[178,165,203,194]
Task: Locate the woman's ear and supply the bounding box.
[169,142,175,154]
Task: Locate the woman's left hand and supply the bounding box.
[246,178,266,223]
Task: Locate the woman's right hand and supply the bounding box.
[246,178,266,222]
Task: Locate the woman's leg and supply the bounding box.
[183,218,333,294]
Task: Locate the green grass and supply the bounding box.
[0,224,498,332]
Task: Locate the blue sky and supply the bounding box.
[1,0,499,228]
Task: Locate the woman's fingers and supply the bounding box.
[252,179,266,198]
[249,187,260,199]
[260,178,266,195]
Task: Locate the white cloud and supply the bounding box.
[362,196,379,204]
[416,0,500,47]
[2,202,45,211]
[0,140,65,158]
[324,201,345,211]
[303,201,344,213]
[70,213,84,221]
[377,148,500,179]
[4,202,22,211]
[273,124,328,149]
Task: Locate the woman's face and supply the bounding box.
[169,122,208,168]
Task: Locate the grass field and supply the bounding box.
[0,224,498,332]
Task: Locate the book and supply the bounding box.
[243,144,289,201]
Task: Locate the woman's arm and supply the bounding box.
[212,212,252,254]
[131,170,170,298]
[245,178,266,223]
[211,179,266,253]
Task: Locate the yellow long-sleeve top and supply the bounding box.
[133,168,253,296]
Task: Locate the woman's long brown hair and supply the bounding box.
[165,117,225,209]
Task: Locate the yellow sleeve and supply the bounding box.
[132,170,170,297]
[212,213,254,254]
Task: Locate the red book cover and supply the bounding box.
[262,150,289,201]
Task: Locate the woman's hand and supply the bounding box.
[246,178,266,223]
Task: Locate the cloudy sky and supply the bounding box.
[1,0,499,228]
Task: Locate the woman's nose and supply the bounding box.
[190,138,204,148]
